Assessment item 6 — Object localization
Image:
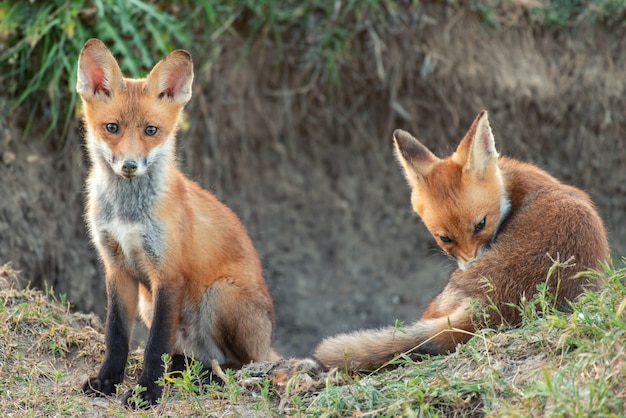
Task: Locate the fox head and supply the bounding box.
[393,111,511,270]
[76,38,193,179]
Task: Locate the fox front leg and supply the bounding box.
[121,286,181,408]
[83,275,137,397]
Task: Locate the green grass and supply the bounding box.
[1,260,625,416]
[0,0,393,142]
[289,261,626,417]
[0,0,189,141]
[470,0,626,29]
[4,0,626,143]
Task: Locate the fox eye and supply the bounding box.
[105,123,119,134]
[474,217,486,234]
[144,126,158,136]
[439,236,454,245]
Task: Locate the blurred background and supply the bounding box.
[0,0,624,358]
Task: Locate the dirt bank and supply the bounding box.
[1,5,624,357]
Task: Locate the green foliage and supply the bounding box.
[125,384,151,409]
[528,0,626,27]
[292,261,626,416]
[159,353,213,413]
[2,0,626,142]
[0,0,190,141]
[0,0,395,143]
[470,0,626,29]
[1,256,626,416]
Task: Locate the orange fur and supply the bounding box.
[77,39,279,407]
[313,110,609,371]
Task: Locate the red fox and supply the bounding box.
[76,39,279,407]
[314,110,609,371]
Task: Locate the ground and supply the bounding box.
[3,262,625,416]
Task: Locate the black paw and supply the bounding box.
[122,384,163,409]
[82,377,118,397]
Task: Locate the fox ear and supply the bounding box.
[76,38,125,98]
[454,110,499,180]
[393,129,440,186]
[145,49,193,105]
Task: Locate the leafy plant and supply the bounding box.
[0,0,395,143]
[0,0,190,142]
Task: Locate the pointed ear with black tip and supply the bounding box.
[76,38,125,99]
[145,49,194,105]
[393,129,440,186]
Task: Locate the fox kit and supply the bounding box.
[314,110,609,371]
[76,39,279,407]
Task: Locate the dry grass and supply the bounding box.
[1,260,625,417]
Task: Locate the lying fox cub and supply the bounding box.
[314,110,609,371]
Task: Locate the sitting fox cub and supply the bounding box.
[314,110,609,371]
[77,39,279,407]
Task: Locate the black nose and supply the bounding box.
[122,159,138,174]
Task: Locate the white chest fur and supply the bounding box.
[97,218,145,259]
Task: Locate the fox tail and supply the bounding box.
[313,303,474,371]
